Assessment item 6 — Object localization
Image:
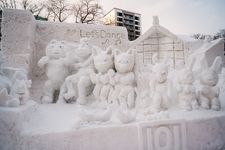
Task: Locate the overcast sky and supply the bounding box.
[99,0,225,35]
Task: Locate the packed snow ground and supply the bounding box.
[21,90,225,135]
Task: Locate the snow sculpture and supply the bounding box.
[61,38,94,105]
[38,39,72,103]
[110,49,135,109]
[177,58,199,111]
[10,70,31,105]
[90,46,114,105]
[198,56,222,110]
[0,51,31,107]
[146,54,172,113]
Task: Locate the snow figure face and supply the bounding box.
[200,56,222,86]
[114,49,135,73]
[92,46,113,73]
[76,38,92,59]
[153,63,168,83]
[46,40,65,59]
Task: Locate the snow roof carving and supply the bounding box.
[130,16,181,48]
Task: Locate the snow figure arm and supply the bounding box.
[90,72,100,84]
[213,86,220,97]
[38,56,49,68]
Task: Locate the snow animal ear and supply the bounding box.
[152,53,159,65]
[106,46,113,56]
[211,56,223,74]
[92,46,101,57]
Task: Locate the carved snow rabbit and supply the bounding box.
[112,48,135,109]
[90,46,115,104]
[177,58,199,111]
[198,56,222,111]
[147,54,172,113]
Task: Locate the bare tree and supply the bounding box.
[0,0,17,9]
[45,0,70,22]
[193,29,225,41]
[213,29,225,40]
[192,33,201,39]
[72,0,103,24]
[21,0,45,17]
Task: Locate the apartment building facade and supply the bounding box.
[102,8,141,41]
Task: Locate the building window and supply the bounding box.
[117,23,123,26]
[135,31,140,35]
[135,26,139,30]
[135,16,139,20]
[117,12,122,16]
[117,18,123,22]
[135,21,139,25]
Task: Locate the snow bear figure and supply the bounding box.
[177,58,199,111]
[147,54,172,113]
[90,46,114,105]
[112,49,135,109]
[198,56,222,111]
[38,39,70,103]
[61,38,94,105]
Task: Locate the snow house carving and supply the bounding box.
[131,16,186,69]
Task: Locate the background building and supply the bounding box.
[102,8,141,41]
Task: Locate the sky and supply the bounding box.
[99,0,225,35]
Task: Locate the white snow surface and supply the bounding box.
[21,90,225,135]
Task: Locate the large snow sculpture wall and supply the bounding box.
[1,9,129,101]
